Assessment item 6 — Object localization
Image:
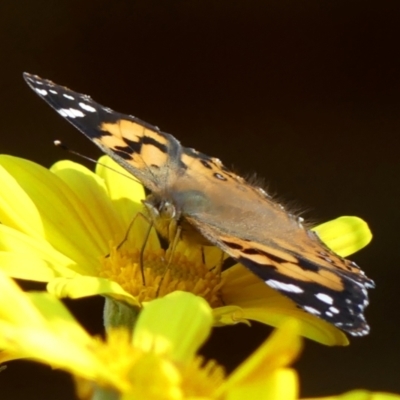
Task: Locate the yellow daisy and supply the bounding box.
[1,272,398,400]
[0,270,301,400]
[0,155,372,345]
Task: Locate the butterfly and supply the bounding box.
[23,72,375,336]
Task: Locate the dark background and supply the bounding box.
[1,1,400,399]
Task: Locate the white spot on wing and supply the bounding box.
[326,311,333,317]
[303,306,321,315]
[63,93,75,100]
[35,88,48,96]
[329,306,339,314]
[79,102,96,112]
[49,89,58,94]
[57,108,85,118]
[57,109,69,117]
[315,293,334,305]
[266,279,304,293]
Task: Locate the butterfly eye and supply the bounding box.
[159,201,176,219]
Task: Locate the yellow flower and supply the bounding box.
[304,391,400,400]
[0,270,300,400]
[1,271,397,400]
[0,155,372,346]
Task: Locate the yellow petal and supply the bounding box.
[305,390,400,400]
[134,291,213,363]
[313,217,372,257]
[47,276,140,307]
[0,225,76,279]
[262,369,298,400]
[0,323,97,372]
[0,156,103,270]
[0,272,124,388]
[0,156,44,239]
[226,368,298,400]
[27,293,96,348]
[51,160,127,248]
[213,305,250,326]
[232,320,302,381]
[219,321,301,398]
[96,156,146,228]
[124,354,182,400]
[0,252,58,281]
[0,270,46,326]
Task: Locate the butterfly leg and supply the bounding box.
[206,248,226,275]
[156,224,182,297]
[115,215,136,251]
[201,247,206,264]
[110,212,154,285]
[138,218,154,286]
[215,250,225,275]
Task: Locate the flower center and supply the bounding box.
[88,330,226,398]
[99,243,224,307]
[180,355,226,398]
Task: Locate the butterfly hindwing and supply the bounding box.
[187,216,372,335]
[172,149,373,334]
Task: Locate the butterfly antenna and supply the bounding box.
[54,140,142,185]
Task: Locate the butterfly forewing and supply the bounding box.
[23,72,375,336]
[23,73,184,194]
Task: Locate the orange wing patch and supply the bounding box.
[100,120,170,168]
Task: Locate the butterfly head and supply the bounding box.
[142,193,209,245]
[142,194,180,241]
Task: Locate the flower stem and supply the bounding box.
[103,297,140,334]
[92,386,119,400]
